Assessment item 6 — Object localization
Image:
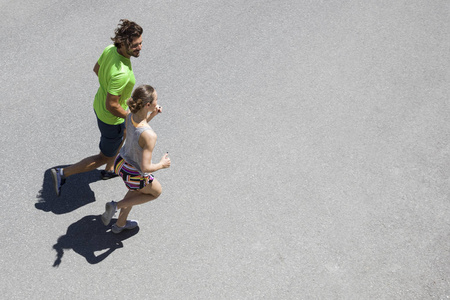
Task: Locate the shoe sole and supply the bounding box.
[112,221,138,234]
[101,175,118,180]
[101,202,116,225]
[50,169,60,196]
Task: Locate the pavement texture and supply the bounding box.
[1,0,449,299]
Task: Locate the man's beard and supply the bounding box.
[127,48,140,58]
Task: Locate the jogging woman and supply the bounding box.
[101,84,171,233]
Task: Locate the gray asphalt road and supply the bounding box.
[1,0,449,299]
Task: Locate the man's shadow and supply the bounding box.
[36,167,102,214]
[53,215,139,266]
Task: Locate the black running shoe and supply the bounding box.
[101,170,118,180]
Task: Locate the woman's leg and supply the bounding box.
[115,179,162,227]
[116,206,133,227]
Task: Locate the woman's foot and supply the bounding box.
[101,201,117,225]
[112,220,139,234]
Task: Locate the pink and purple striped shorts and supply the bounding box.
[114,155,154,190]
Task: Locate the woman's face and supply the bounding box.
[149,91,158,111]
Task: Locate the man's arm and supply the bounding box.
[93,62,100,76]
[105,93,128,119]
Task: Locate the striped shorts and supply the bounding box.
[114,155,154,190]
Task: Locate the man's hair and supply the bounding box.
[111,19,143,48]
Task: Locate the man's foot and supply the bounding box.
[112,220,139,234]
[101,201,118,225]
[51,168,65,197]
[101,170,118,180]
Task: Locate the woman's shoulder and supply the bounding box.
[139,126,156,139]
[138,127,157,148]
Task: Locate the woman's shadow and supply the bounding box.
[35,167,102,214]
[53,215,139,266]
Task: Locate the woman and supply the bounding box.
[101,84,171,233]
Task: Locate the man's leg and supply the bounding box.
[103,128,126,173]
[100,123,125,179]
[51,115,124,196]
[51,151,110,196]
[63,152,110,177]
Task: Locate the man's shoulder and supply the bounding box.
[98,44,116,64]
[101,44,117,59]
[103,44,116,52]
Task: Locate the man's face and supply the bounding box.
[126,36,143,58]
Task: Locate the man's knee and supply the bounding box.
[98,152,112,164]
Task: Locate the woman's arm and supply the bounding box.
[146,105,162,123]
[139,130,171,173]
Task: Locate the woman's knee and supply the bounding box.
[141,188,161,199]
[152,185,162,198]
[151,179,162,198]
[140,180,162,198]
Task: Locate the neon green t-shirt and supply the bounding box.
[93,44,136,125]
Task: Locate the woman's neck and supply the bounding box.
[131,111,147,124]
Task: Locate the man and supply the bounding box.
[51,19,143,196]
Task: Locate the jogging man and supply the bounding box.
[51,19,143,196]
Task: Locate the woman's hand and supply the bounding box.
[160,152,171,169]
[147,105,162,122]
[152,105,162,115]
